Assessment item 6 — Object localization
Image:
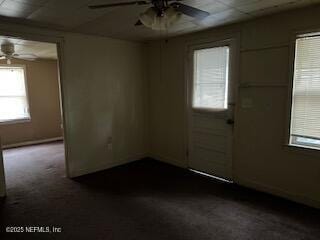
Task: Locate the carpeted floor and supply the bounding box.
[0,142,320,240]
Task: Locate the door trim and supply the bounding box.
[184,33,240,181]
[0,28,70,178]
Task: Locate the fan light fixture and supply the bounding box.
[1,44,14,64]
[139,6,181,30]
[0,42,38,65]
[88,1,210,31]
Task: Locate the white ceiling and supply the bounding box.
[0,36,57,59]
[0,0,319,41]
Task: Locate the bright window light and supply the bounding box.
[290,33,320,150]
[0,66,30,123]
[193,46,230,110]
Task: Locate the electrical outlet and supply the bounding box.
[107,137,112,150]
[107,143,112,150]
[241,97,253,109]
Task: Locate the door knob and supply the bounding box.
[226,119,234,125]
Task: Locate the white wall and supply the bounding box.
[146,5,320,208]
[0,23,148,178]
[63,33,148,177]
[0,4,319,209]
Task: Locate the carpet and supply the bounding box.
[0,142,319,240]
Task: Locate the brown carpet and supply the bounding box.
[0,142,320,240]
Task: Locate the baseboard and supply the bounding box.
[236,177,320,209]
[2,137,63,149]
[149,154,187,169]
[69,153,148,178]
[150,154,320,209]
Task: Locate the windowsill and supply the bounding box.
[0,118,31,125]
[192,107,228,113]
[284,143,320,157]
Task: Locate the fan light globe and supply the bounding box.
[139,7,181,30]
[1,43,15,56]
[139,7,156,29]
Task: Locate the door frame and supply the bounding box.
[0,28,70,182]
[184,33,240,180]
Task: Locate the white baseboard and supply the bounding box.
[236,177,320,209]
[150,154,320,209]
[2,137,63,149]
[149,153,187,169]
[69,153,147,178]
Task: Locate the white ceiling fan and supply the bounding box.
[0,42,38,65]
[89,0,210,30]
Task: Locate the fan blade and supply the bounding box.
[13,57,36,61]
[13,53,38,60]
[89,1,149,9]
[135,20,143,26]
[171,2,210,20]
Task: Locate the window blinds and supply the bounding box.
[193,46,229,109]
[0,67,30,122]
[291,34,320,142]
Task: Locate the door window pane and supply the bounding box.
[193,46,230,109]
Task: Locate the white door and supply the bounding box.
[187,40,236,181]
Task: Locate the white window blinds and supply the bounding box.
[193,46,230,109]
[0,66,30,122]
[290,33,320,148]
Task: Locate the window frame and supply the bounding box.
[286,29,320,153]
[0,64,31,125]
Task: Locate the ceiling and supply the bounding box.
[0,36,57,59]
[0,0,319,41]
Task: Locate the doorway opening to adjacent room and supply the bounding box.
[186,38,238,182]
[0,34,68,197]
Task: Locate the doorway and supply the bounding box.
[0,35,68,196]
[187,38,237,181]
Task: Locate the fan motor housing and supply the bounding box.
[1,43,15,56]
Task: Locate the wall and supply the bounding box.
[147,5,320,208]
[63,33,148,177]
[0,4,318,208]
[0,24,148,178]
[0,59,62,146]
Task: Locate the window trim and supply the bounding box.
[0,64,31,124]
[291,135,320,150]
[285,29,320,154]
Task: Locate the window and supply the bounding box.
[290,33,320,149]
[0,66,30,123]
[193,46,230,110]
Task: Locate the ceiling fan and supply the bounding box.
[89,0,210,30]
[0,42,38,65]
